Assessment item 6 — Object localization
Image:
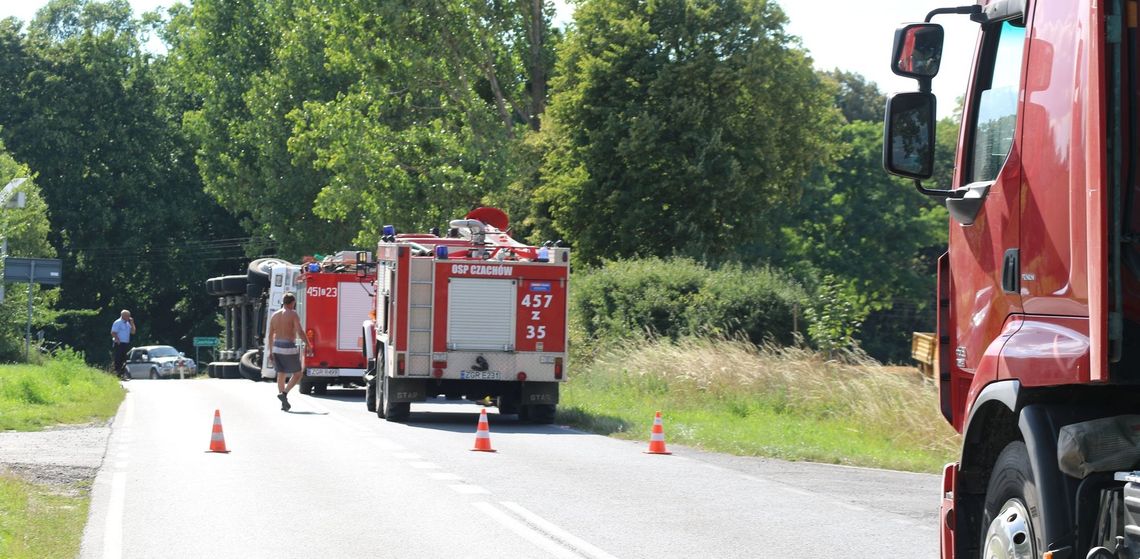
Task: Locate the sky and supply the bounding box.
[0,0,978,117]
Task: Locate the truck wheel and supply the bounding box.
[248,257,289,287]
[496,396,519,416]
[528,404,556,424]
[980,441,1042,559]
[217,275,247,296]
[238,350,262,381]
[150,368,159,380]
[300,380,314,395]
[381,375,410,421]
[314,382,328,395]
[365,376,377,412]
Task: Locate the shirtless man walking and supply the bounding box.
[267,293,313,411]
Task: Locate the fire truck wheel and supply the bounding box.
[980,441,1042,559]
[381,375,410,421]
[313,382,328,395]
[496,396,519,416]
[528,404,556,424]
[300,381,314,395]
[365,377,377,412]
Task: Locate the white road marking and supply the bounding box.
[103,472,126,559]
[782,487,813,498]
[429,472,464,481]
[369,439,406,451]
[449,484,491,494]
[500,501,620,559]
[472,502,579,559]
[122,397,134,429]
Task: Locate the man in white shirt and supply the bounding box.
[110,310,136,381]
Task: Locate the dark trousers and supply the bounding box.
[113,342,130,376]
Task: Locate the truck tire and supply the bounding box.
[496,395,519,416]
[217,275,247,296]
[218,362,241,379]
[313,382,328,395]
[248,258,289,288]
[246,283,264,299]
[149,368,159,380]
[528,404,556,424]
[239,350,262,381]
[365,376,377,412]
[980,441,1043,559]
[300,380,314,395]
[381,375,410,421]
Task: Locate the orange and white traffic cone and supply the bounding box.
[207,409,230,453]
[471,408,496,452]
[645,411,671,455]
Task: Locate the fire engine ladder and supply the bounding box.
[407,258,434,376]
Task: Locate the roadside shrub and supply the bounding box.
[572,258,706,342]
[571,258,808,347]
[688,265,806,346]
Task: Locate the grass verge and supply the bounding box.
[0,352,123,558]
[0,352,125,431]
[0,473,90,559]
[559,337,960,473]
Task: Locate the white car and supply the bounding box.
[124,345,195,379]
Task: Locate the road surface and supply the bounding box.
[80,379,940,558]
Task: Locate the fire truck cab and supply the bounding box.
[363,208,568,423]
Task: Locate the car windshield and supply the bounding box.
[148,346,178,358]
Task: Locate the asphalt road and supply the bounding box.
[80,379,940,559]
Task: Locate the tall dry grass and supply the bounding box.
[567,336,961,466]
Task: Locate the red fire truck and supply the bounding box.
[258,253,376,394]
[884,1,1140,557]
[362,208,568,422]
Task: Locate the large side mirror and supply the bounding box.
[892,23,944,79]
[883,92,936,180]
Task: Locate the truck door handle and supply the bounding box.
[1002,249,1019,294]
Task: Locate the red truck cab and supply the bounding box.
[884,1,1140,557]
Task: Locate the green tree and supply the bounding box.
[782,120,948,360]
[535,0,840,265]
[820,69,886,124]
[0,141,62,361]
[170,0,559,251]
[0,0,247,363]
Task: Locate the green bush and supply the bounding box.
[571,258,807,346]
[688,265,806,346]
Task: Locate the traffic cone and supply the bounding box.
[645,411,671,455]
[207,409,230,453]
[471,408,496,452]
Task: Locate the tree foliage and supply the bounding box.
[0,143,61,361]
[0,0,246,363]
[170,0,559,252]
[535,0,840,265]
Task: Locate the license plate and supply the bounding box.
[307,368,339,377]
[460,370,501,380]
